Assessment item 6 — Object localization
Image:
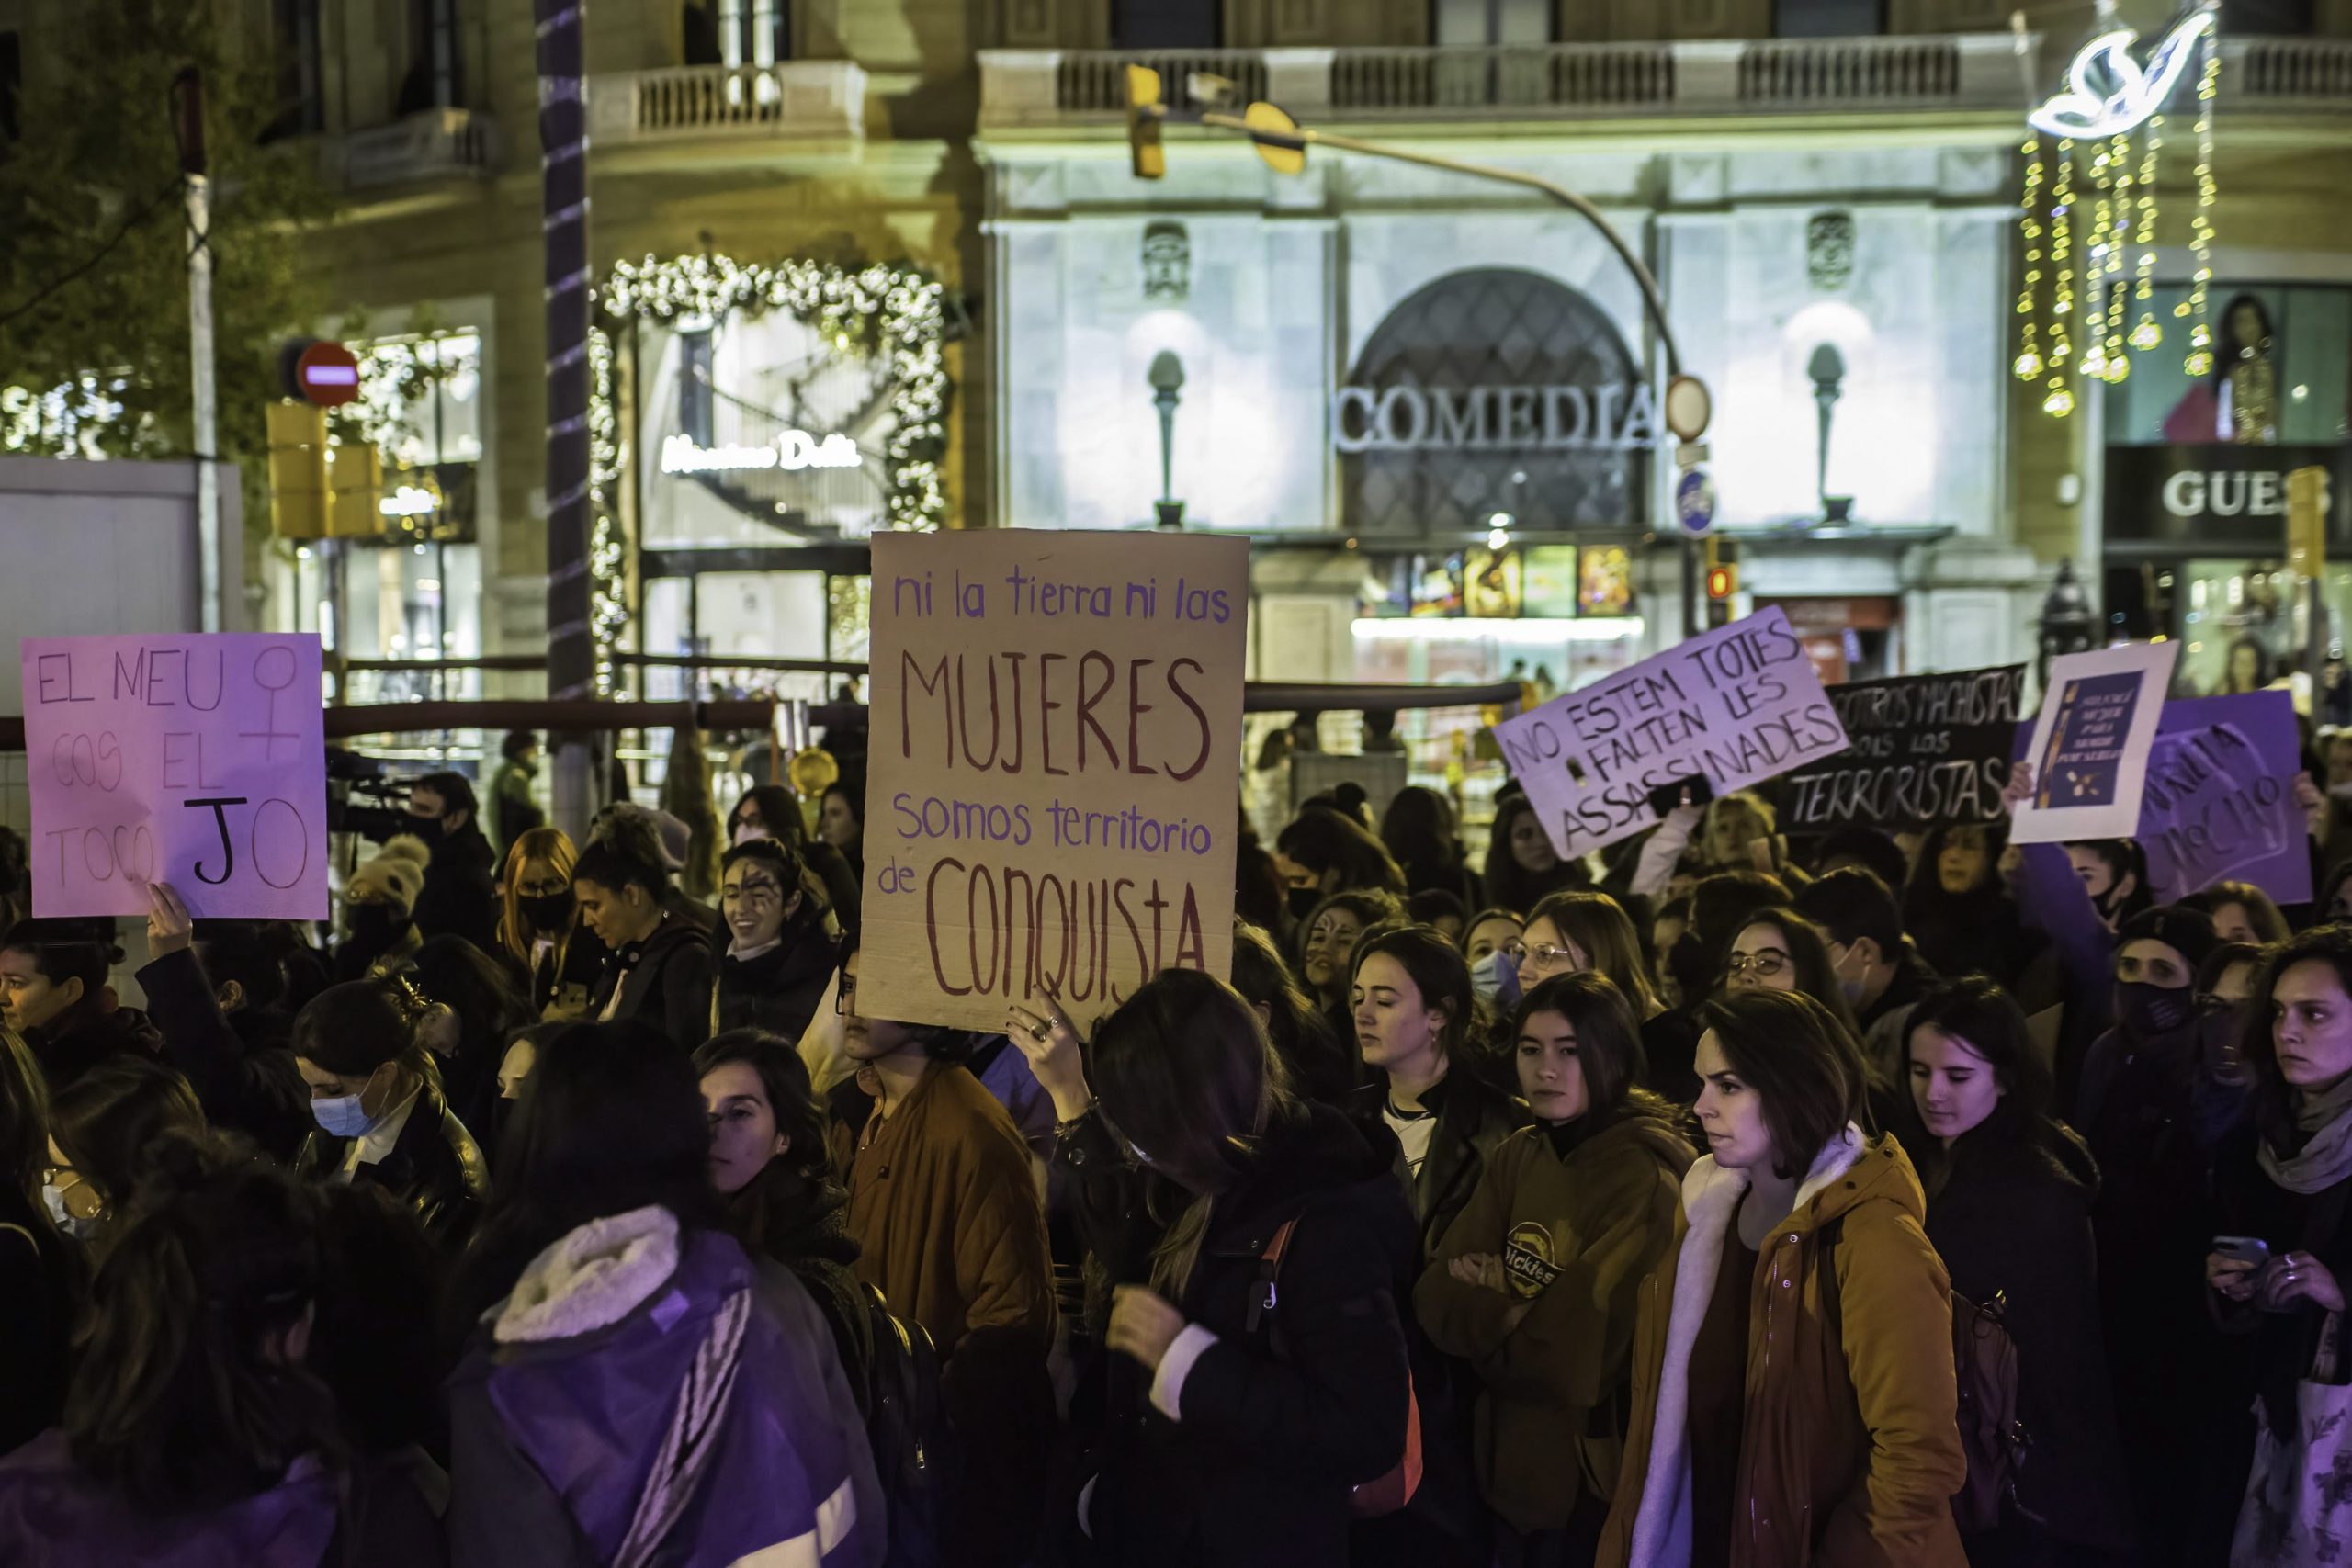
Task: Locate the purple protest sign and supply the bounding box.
[19,635,328,919]
[2141,690,2312,908]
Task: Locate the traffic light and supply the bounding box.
[328,444,384,539]
[2289,465,2333,579]
[266,400,330,540]
[1125,65,1164,180]
[1705,537,1740,628]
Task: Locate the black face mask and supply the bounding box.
[520,891,575,932]
[2118,980,2197,1041]
[409,811,447,838]
[347,903,413,949]
[1288,885,1321,920]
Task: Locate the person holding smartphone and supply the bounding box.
[2208,928,2352,1565]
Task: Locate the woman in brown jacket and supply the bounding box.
[1600,987,1965,1568]
[1416,972,1694,1563]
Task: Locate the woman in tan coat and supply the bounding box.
[1600,987,1964,1568]
[1415,972,1693,1562]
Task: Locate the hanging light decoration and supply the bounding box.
[2016,4,2220,419]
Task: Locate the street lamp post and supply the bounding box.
[1149,350,1186,529]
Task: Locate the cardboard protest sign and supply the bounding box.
[2010,640,2179,844]
[20,635,328,919]
[1782,665,2026,831]
[861,530,1249,1034]
[1494,606,1850,860]
[2140,691,2312,906]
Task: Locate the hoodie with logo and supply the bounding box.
[1413,1098,1694,1533]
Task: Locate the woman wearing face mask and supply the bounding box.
[572,825,714,1047]
[1296,889,1403,1028]
[0,919,158,1091]
[1416,974,1694,1562]
[1895,980,2135,1566]
[696,1028,875,1399]
[333,839,429,982]
[2072,906,2240,1565]
[1279,806,1409,919]
[496,826,605,1020]
[1023,969,1418,1568]
[0,1024,73,1453]
[730,784,864,924]
[1903,821,2053,999]
[291,976,489,1248]
[706,838,839,1046]
[1347,925,1531,1262]
[1464,906,1527,1020]
[2208,930,2352,1564]
[1485,795,1587,919]
[1518,891,1698,1102]
[1598,987,1965,1568]
[1230,919,1360,1106]
[44,1053,206,1250]
[0,1136,448,1568]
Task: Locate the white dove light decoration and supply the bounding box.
[2029,3,2220,140]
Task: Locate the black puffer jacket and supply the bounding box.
[1348,1067,1532,1261]
[295,1089,490,1250]
[24,1002,161,1091]
[413,826,500,953]
[707,910,837,1043]
[1913,1114,2135,1554]
[589,914,714,1049]
[1080,1102,1418,1568]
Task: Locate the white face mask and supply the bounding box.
[311,1092,372,1140]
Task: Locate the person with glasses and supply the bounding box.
[831,942,1057,1567]
[1519,891,1700,1102]
[44,1052,205,1251]
[701,838,839,1047]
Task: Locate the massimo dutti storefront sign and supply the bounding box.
[1338,267,1651,536]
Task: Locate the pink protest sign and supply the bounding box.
[20,635,329,919]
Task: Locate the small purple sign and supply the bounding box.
[2142,690,2312,907]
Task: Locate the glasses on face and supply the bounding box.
[40,1168,105,1222]
[1505,942,1577,969]
[1724,951,1789,979]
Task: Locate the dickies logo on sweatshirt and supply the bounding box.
[1504,1222,1560,1298]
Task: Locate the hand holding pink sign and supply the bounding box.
[19,635,329,919]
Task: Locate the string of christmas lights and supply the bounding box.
[2047,137,2077,416]
[2015,134,2046,380]
[2181,35,2221,378]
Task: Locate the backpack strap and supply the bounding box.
[1245,1219,1298,1337]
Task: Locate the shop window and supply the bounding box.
[1433,0,1553,45]
[263,0,324,140]
[396,0,465,116]
[1772,0,1885,38]
[1110,0,1219,49]
[0,33,19,143]
[2104,284,2352,448]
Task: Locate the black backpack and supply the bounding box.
[860,1285,960,1568]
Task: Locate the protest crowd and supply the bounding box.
[5,613,2352,1568]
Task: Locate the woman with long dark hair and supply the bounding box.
[1416,974,1692,1561]
[1279,804,1408,915]
[45,1053,206,1252]
[1895,978,2134,1564]
[445,1019,882,1567]
[571,818,713,1046]
[0,918,155,1089]
[1347,925,1529,1261]
[1516,890,1700,1101]
[1904,820,2051,997]
[290,976,488,1248]
[1599,988,1964,1567]
[409,933,535,1160]
[1296,888,1405,1022]
[2208,929,2352,1563]
[1384,785,1479,908]
[1485,795,1586,917]
[1230,919,1359,1106]
[1019,969,1417,1567]
[0,1135,445,1565]
[696,1027,873,1395]
[729,784,864,921]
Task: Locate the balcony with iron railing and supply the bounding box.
[588,60,867,147]
[980,33,2352,131]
